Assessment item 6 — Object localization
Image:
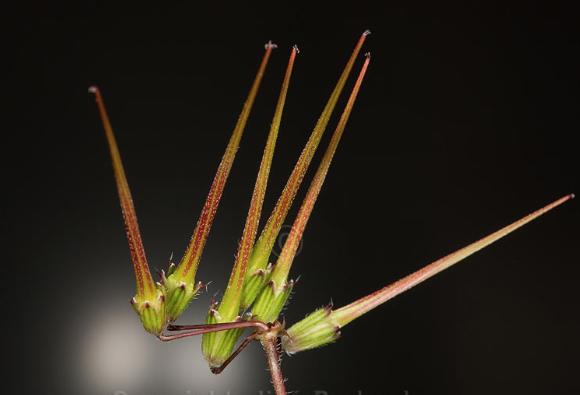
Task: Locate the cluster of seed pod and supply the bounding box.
[90,30,573,394]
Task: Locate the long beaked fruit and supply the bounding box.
[203,46,299,368]
[253,53,372,324]
[240,30,371,310]
[89,86,165,335]
[164,42,276,321]
[282,194,574,354]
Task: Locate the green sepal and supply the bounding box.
[251,279,294,324]
[201,305,244,368]
[240,265,271,310]
[130,288,167,335]
[201,304,218,358]
[163,270,202,322]
[281,305,340,354]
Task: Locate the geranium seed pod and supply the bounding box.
[90,86,166,335]
[251,279,295,324]
[282,194,574,353]
[281,305,339,355]
[131,289,167,335]
[201,305,245,369]
[165,41,275,321]
[267,52,371,320]
[240,30,371,309]
[203,44,298,367]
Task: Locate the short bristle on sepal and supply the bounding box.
[202,44,298,368]
[90,86,166,334]
[281,194,573,353]
[267,53,371,300]
[166,261,176,276]
[163,43,275,322]
[240,31,371,310]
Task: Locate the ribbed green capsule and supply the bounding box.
[240,266,271,310]
[281,305,340,354]
[200,304,219,358]
[201,305,244,369]
[130,289,167,335]
[163,269,202,322]
[251,279,294,324]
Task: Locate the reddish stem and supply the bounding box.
[167,320,269,332]
[210,332,257,374]
[159,320,269,341]
[261,337,287,395]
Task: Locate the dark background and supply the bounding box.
[7,1,579,394]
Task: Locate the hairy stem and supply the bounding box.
[261,336,287,395]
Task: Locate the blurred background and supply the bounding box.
[6,1,580,394]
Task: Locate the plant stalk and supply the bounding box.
[261,336,287,395]
[158,320,268,341]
